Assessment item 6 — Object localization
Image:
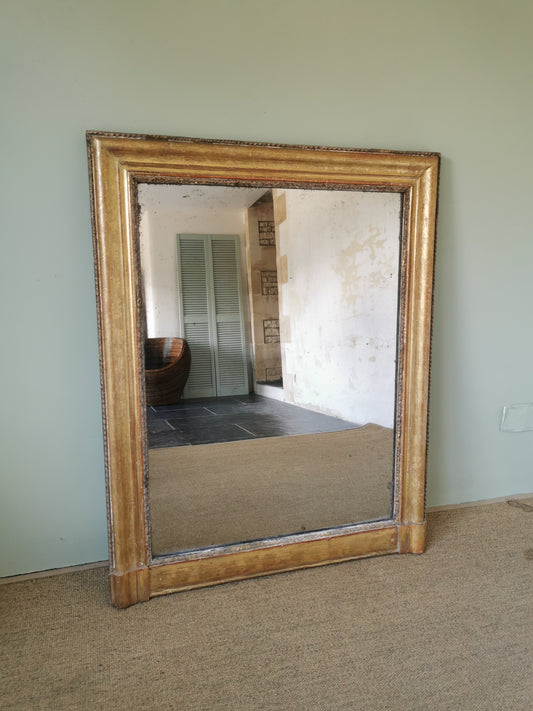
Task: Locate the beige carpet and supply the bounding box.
[1,498,532,710]
[149,425,394,555]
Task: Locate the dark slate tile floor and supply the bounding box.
[147,394,359,448]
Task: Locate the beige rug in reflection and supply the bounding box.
[149,424,394,556]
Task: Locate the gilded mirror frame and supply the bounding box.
[87,131,439,608]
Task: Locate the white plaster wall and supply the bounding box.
[275,189,401,428]
[138,196,249,340]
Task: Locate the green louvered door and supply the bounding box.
[210,237,249,396]
[177,235,216,398]
[177,234,249,399]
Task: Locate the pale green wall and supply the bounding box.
[1,0,532,576]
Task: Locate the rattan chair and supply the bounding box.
[144,337,191,406]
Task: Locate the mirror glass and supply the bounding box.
[138,183,402,557]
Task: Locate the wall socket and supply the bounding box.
[500,403,533,432]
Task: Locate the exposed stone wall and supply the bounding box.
[244,196,282,384]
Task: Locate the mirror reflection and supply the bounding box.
[138,184,401,556]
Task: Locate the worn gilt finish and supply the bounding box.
[87,132,439,608]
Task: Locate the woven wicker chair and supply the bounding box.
[144,337,191,406]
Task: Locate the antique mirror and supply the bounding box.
[87,132,439,608]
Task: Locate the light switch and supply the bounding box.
[500,403,533,432]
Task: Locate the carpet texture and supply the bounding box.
[1,499,532,710]
[149,425,394,555]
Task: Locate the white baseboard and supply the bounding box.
[254,383,285,401]
[427,491,533,512]
[0,560,108,585]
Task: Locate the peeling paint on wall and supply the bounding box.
[273,189,401,428]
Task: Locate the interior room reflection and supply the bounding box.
[138,184,401,555]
